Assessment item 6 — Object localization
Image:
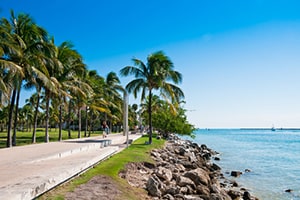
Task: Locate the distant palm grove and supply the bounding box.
[0,11,194,148]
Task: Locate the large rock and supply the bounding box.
[156,166,173,182]
[183,195,204,200]
[176,176,195,188]
[227,190,242,199]
[185,151,198,163]
[180,160,197,169]
[184,168,211,186]
[146,175,162,197]
[178,147,186,156]
[201,150,212,160]
[165,186,180,196]
[231,171,243,177]
[196,184,210,196]
[173,164,186,173]
[211,163,221,171]
[162,193,175,200]
[151,150,160,158]
[243,191,252,200]
[210,191,232,200]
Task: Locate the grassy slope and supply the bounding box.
[39,135,165,200]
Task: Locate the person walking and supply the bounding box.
[102,121,109,138]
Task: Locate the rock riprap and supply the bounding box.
[120,134,259,200]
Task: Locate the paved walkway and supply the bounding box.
[0,133,142,200]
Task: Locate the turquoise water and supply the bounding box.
[184,129,300,200]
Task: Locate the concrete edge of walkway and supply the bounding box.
[25,139,112,164]
[2,146,120,200]
[0,133,143,200]
[32,134,142,199]
[33,146,120,200]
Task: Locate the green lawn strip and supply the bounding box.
[0,129,104,148]
[40,134,165,200]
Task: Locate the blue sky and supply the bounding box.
[2,0,300,128]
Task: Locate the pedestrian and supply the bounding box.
[102,121,109,138]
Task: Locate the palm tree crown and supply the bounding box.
[120,51,184,144]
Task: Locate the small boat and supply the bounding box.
[271,125,275,131]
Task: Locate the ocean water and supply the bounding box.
[183,129,300,200]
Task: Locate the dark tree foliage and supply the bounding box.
[152,103,195,138]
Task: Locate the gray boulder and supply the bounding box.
[176,176,196,188]
[156,166,173,182]
[184,168,211,186]
[146,175,162,197]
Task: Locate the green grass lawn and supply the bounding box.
[39,134,165,200]
[0,129,103,148]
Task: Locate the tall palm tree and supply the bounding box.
[67,66,90,139]
[0,13,23,147]
[84,70,111,134]
[0,106,9,132]
[0,29,22,107]
[25,95,38,132]
[18,104,33,132]
[120,51,184,144]
[49,41,86,141]
[1,11,51,147]
[104,72,124,132]
[27,88,41,143]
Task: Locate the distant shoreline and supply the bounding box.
[198,128,300,131]
[240,128,300,131]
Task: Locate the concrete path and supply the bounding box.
[0,133,142,200]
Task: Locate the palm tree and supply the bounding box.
[19,104,33,132]
[0,106,9,132]
[120,51,184,144]
[49,41,86,141]
[104,72,124,132]
[1,11,51,147]
[0,13,23,147]
[68,68,91,139]
[84,70,111,135]
[0,18,22,102]
[128,103,139,130]
[26,91,41,143]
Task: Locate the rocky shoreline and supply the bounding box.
[120,134,259,200]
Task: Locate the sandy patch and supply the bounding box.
[65,175,121,200]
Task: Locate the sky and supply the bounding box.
[2,0,300,128]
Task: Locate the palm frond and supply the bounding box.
[89,104,109,113]
[0,59,23,76]
[125,78,145,97]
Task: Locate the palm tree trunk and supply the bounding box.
[77,102,81,138]
[58,103,62,141]
[12,85,21,146]
[84,106,88,137]
[26,114,29,132]
[32,89,40,143]
[148,90,153,144]
[88,112,93,137]
[90,112,96,135]
[67,99,72,139]
[45,90,50,143]
[109,116,112,133]
[7,88,17,147]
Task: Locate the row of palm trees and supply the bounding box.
[0,11,125,147]
[0,10,187,147]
